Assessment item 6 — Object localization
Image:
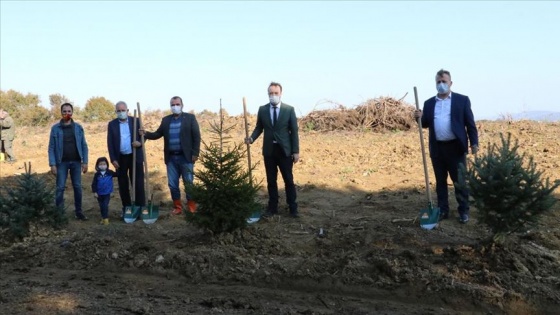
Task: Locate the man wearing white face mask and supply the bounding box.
[140,96,201,215]
[245,82,300,218]
[107,101,146,218]
[414,69,479,224]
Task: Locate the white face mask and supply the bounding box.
[98,165,107,171]
[269,95,281,105]
[436,82,450,94]
[117,111,128,120]
[171,105,182,114]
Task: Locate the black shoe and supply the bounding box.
[289,212,300,218]
[75,213,88,221]
[438,212,449,221]
[459,214,469,224]
[262,210,278,218]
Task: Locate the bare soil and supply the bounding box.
[1,117,559,315]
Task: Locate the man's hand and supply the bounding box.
[81,163,88,174]
[471,145,479,155]
[292,153,300,164]
[244,137,253,145]
[138,129,145,136]
[112,161,119,169]
[132,141,141,148]
[413,109,422,119]
[93,193,98,199]
[192,156,198,163]
[50,165,57,175]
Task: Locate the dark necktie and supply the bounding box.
[273,106,278,125]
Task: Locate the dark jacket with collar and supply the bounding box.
[144,112,201,164]
[107,116,144,164]
[250,102,299,157]
[421,92,478,157]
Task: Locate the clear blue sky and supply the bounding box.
[1,1,559,119]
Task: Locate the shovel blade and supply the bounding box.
[141,205,159,225]
[124,205,141,224]
[419,205,440,230]
[246,209,261,224]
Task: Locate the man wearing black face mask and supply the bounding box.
[245,82,300,218]
[139,96,201,215]
[48,103,89,220]
[414,69,479,224]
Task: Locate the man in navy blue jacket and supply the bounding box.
[107,101,145,217]
[414,69,479,224]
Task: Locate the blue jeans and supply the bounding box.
[56,161,83,215]
[97,194,111,219]
[166,155,193,201]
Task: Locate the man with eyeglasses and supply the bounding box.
[245,82,300,218]
[48,103,89,220]
[107,101,146,218]
[139,96,201,215]
[414,69,479,224]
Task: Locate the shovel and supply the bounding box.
[124,109,141,223]
[242,97,261,224]
[136,102,159,224]
[414,87,440,230]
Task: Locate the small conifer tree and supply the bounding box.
[184,103,261,234]
[0,165,67,241]
[460,133,559,242]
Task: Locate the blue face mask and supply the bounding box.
[436,82,449,94]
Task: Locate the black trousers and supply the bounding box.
[117,153,145,208]
[430,140,469,216]
[264,144,298,214]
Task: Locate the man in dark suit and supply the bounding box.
[107,101,145,217]
[414,69,478,224]
[245,82,300,218]
[140,96,201,215]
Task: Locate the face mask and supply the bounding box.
[98,165,107,171]
[117,111,128,120]
[171,105,182,114]
[62,113,72,122]
[436,82,449,94]
[269,95,281,105]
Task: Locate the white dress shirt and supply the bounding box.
[433,93,456,141]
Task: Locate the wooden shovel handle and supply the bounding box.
[243,97,252,184]
[137,102,150,204]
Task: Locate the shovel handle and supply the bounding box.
[137,102,150,205]
[132,109,137,204]
[242,97,253,184]
[414,87,432,203]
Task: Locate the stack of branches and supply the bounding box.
[300,96,416,132]
[356,96,416,132]
[300,103,362,131]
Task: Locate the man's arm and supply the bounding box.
[191,115,201,157]
[143,118,165,140]
[249,107,264,143]
[463,96,478,150]
[289,107,299,154]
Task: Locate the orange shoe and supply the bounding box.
[171,199,182,215]
[187,200,197,213]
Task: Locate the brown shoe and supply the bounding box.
[171,199,182,215]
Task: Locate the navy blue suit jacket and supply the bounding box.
[107,116,144,164]
[421,92,478,157]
